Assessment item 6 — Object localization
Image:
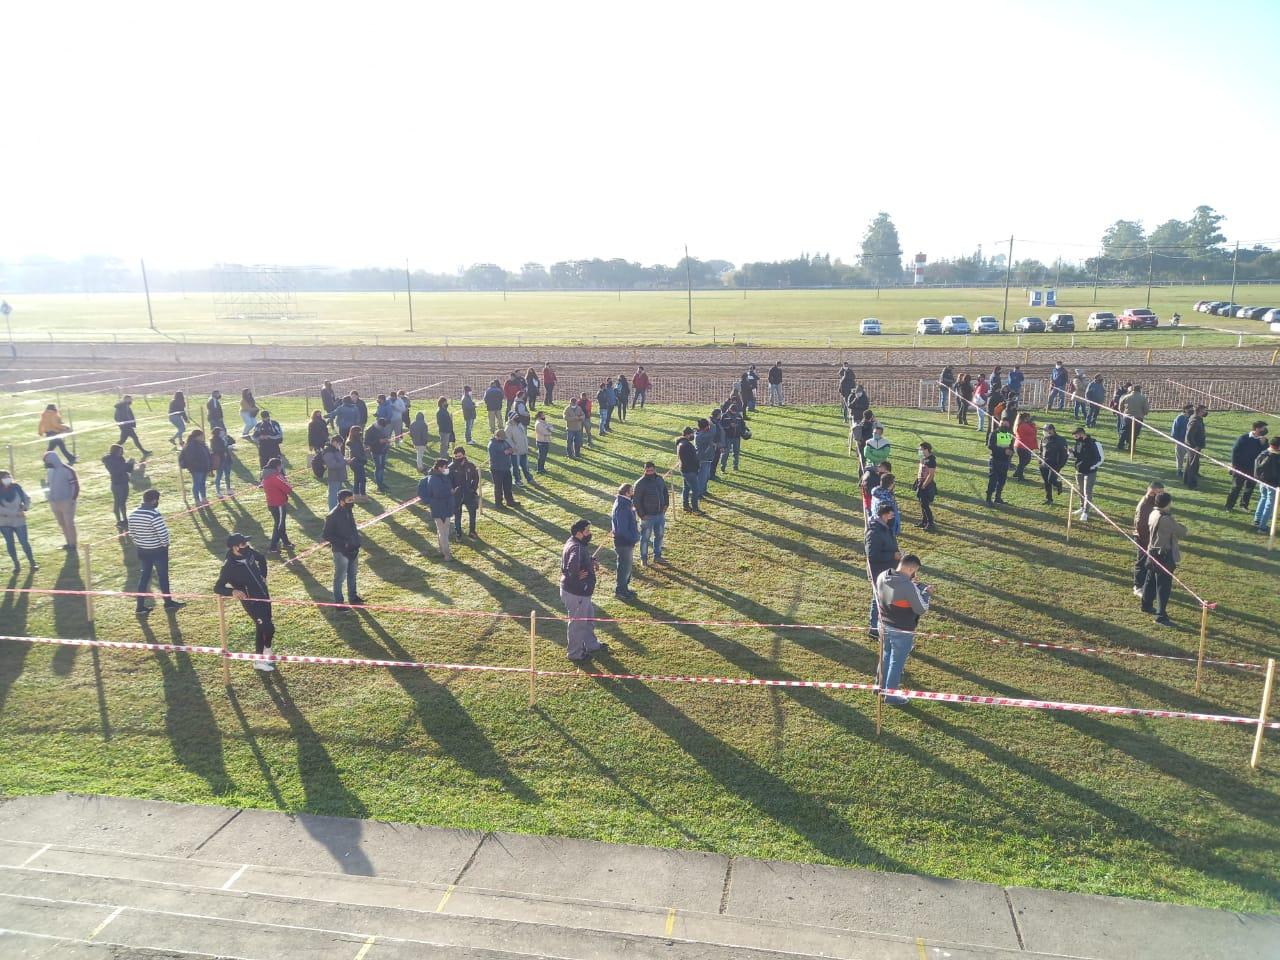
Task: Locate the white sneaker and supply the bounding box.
[1077,512,1089,521]
[253,661,270,671]
[1133,587,1144,597]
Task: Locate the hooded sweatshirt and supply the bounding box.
[43,453,78,502]
[864,434,891,466]
[409,413,431,446]
[213,547,270,601]
[0,481,32,528]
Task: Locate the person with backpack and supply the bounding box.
[113,395,151,457]
[128,488,185,614]
[1039,424,1069,505]
[168,391,191,447]
[0,470,37,572]
[632,366,651,409]
[261,457,294,553]
[102,443,136,526]
[322,490,364,606]
[1226,421,1269,512]
[448,446,481,538]
[211,427,236,496]
[418,459,457,561]
[178,429,212,506]
[38,404,77,463]
[213,532,277,669]
[1253,437,1280,533]
[252,409,284,469]
[1071,425,1105,521]
[42,451,79,550]
[460,386,477,444]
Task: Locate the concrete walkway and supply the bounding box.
[0,793,1274,959]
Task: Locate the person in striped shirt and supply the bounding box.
[127,489,185,615]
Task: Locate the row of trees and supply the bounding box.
[3,207,1274,293]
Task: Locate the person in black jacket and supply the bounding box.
[448,446,481,537]
[253,410,284,469]
[633,461,670,565]
[102,443,136,526]
[178,430,213,506]
[675,428,701,512]
[205,390,226,434]
[1039,424,1069,505]
[320,381,338,418]
[864,502,900,634]
[1226,421,1268,511]
[113,395,151,457]
[1071,426,1105,521]
[1183,405,1208,489]
[986,419,1015,507]
[322,489,363,605]
[212,533,276,671]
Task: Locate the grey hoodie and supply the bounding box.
[875,568,930,631]
[43,453,78,503]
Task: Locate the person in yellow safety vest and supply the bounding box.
[986,419,1015,506]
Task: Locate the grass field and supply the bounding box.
[4,286,1279,348]
[0,394,1277,913]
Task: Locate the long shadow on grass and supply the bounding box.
[226,688,287,807]
[0,571,33,714]
[50,550,87,675]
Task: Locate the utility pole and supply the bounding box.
[1145,245,1154,309]
[1054,257,1061,290]
[140,259,156,331]
[1001,235,1013,332]
[405,259,415,333]
[685,243,693,334]
[1093,257,1101,304]
[1229,240,1240,306]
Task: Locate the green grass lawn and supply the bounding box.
[4,285,1278,348]
[0,395,1277,913]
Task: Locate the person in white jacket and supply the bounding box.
[505,415,534,486]
[534,411,553,474]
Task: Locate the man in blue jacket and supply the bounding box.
[1007,366,1025,400]
[418,458,457,561]
[487,430,517,509]
[483,380,505,436]
[1170,403,1193,477]
[611,483,640,600]
[1226,421,1269,512]
[1084,375,1106,428]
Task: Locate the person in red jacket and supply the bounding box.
[541,363,558,405]
[502,373,522,419]
[1012,412,1039,481]
[632,366,651,409]
[261,457,295,553]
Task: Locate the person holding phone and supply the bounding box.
[874,554,932,706]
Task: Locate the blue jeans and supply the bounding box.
[464,417,475,443]
[372,452,388,490]
[976,406,988,431]
[190,470,208,503]
[1256,486,1276,530]
[536,442,549,472]
[633,389,646,408]
[1048,386,1066,410]
[746,393,756,412]
[615,542,634,595]
[640,515,665,562]
[600,407,612,432]
[1,525,35,566]
[697,461,712,497]
[566,429,582,458]
[352,462,367,495]
[214,462,232,492]
[720,436,740,470]
[880,626,915,699]
[327,480,343,511]
[512,454,533,484]
[136,546,173,608]
[1072,399,1086,420]
[333,550,359,601]
[682,471,700,510]
[169,413,187,443]
[938,386,949,412]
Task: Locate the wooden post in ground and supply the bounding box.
[528,610,538,708]
[1195,604,1211,696]
[1269,489,1278,552]
[6,444,13,474]
[1251,658,1276,770]
[82,544,95,627]
[218,596,231,685]
[1065,486,1074,542]
[874,620,886,737]
[1129,420,1137,461]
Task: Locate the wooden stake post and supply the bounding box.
[82,544,94,627]
[1251,658,1276,770]
[218,596,231,685]
[528,610,538,708]
[1269,488,1278,552]
[1065,486,1074,542]
[1191,604,1211,695]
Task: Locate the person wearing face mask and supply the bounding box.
[0,471,37,572]
[418,459,456,561]
[633,461,669,565]
[448,446,481,538]
[322,489,364,606]
[128,488,186,614]
[1226,421,1269,512]
[560,518,605,662]
[914,442,937,532]
[213,533,276,671]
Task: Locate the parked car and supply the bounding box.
[1198,300,1223,313]
[1211,303,1239,317]
[1014,316,1045,333]
[974,316,1000,334]
[1046,313,1075,332]
[941,315,970,334]
[1193,300,1210,311]
[1262,308,1280,324]
[1087,311,1117,331]
[915,317,942,335]
[1234,306,1254,319]
[859,317,882,335]
[1244,306,1274,321]
[1118,308,1158,329]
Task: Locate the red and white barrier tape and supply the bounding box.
[285,495,423,564]
[2,633,1275,729]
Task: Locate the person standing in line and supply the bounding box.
[308,411,330,465]
[864,424,891,467]
[1084,374,1106,428]
[1110,380,1131,446]
[972,375,990,432]
[632,366,651,408]
[526,367,541,411]
[483,379,504,436]
[418,459,456,561]
[870,474,901,535]
[253,409,284,470]
[1183,405,1208,489]
[0,471,37,572]
[694,417,716,503]
[511,389,531,428]
[990,365,1003,393]
[848,384,869,425]
[740,367,757,413]
[1171,403,1194,478]
[875,554,932,706]
[261,457,294,554]
[634,461,669,565]
[720,403,743,472]
[393,390,410,445]
[560,518,605,662]
[563,398,584,459]
[322,490,364,606]
[707,409,726,483]
[346,425,369,501]
[1141,492,1186,627]
[213,532,276,670]
[861,459,891,513]
[333,393,360,438]
[1132,481,1164,598]
[1226,421,1268,512]
[938,365,955,414]
[853,410,876,462]
[505,413,534,486]
[1117,384,1149,451]
[114,395,151,457]
[1253,437,1280,533]
[767,361,784,406]
[448,446,481,538]
[534,411,553,473]
[676,427,702,513]
[503,372,522,420]
[914,442,937,532]
[206,390,226,435]
[350,390,369,428]
[127,489,185,614]
[1071,425,1105,521]
[487,429,518,509]
[611,483,639,600]
[102,443,136,526]
[168,391,190,447]
[1048,361,1068,411]
[211,427,235,496]
[596,380,615,435]
[38,404,78,463]
[864,502,900,635]
[614,374,630,423]
[542,362,558,406]
[409,412,431,472]
[178,429,212,506]
[1007,365,1025,401]
[42,451,78,550]
[986,418,1014,507]
[839,362,857,420]
[374,392,394,428]
[1011,412,1038,481]
[460,386,477,444]
[320,434,351,510]
[436,397,456,460]
[1039,423,1068,505]
[320,381,338,421]
[956,374,973,426]
[364,417,391,493]
[580,392,595,447]
[239,389,259,440]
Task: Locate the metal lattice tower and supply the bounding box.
[212,264,316,322]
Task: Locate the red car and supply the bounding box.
[1118,308,1158,329]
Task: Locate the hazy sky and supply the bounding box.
[5,0,1278,271]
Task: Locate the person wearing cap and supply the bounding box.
[128,488,185,614]
[418,458,456,561]
[213,532,276,670]
[985,419,1015,507]
[1039,423,1069,505]
[1141,492,1186,627]
[1071,425,1105,521]
[1170,403,1194,477]
[875,554,932,706]
[1226,421,1269,512]
[560,518,605,662]
[322,489,364,606]
[1132,481,1164,597]
[633,461,669,565]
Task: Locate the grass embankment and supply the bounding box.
[0,394,1277,912]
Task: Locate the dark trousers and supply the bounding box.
[111,482,130,523]
[492,468,515,506]
[1040,465,1064,502]
[632,389,645,408]
[242,599,276,653]
[536,441,550,472]
[615,401,627,422]
[454,494,478,534]
[1013,448,1032,478]
[917,485,936,527]
[1134,547,1148,591]
[118,424,145,453]
[268,504,290,550]
[1184,451,1202,489]
[1226,474,1257,510]
[544,384,554,404]
[986,465,1008,501]
[45,437,75,461]
[136,547,173,608]
[1142,560,1173,618]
